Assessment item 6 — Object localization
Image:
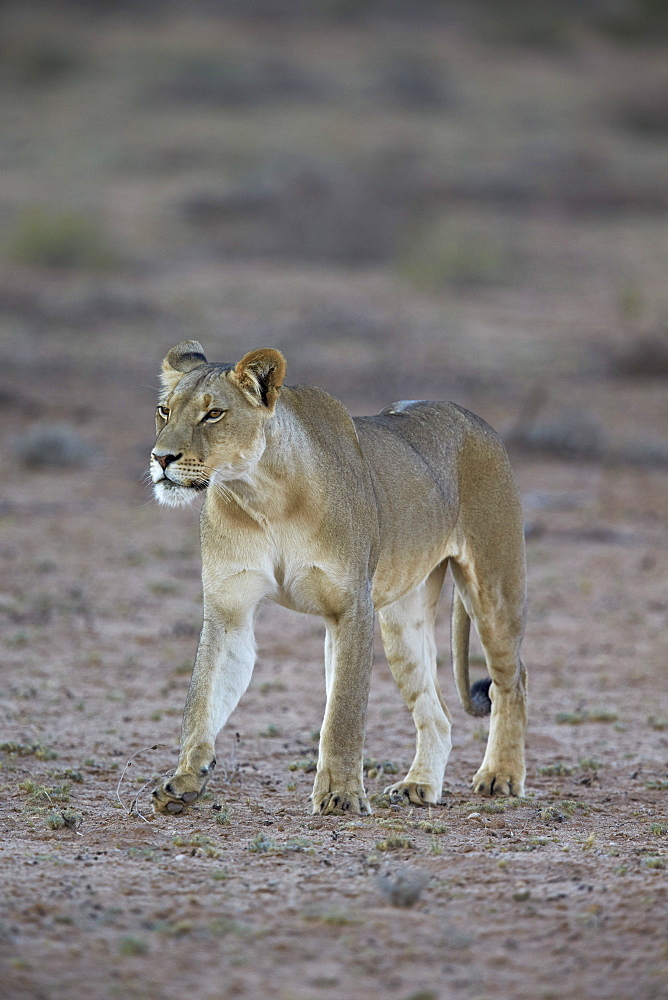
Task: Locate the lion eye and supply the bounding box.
[157,405,170,420]
[204,409,225,422]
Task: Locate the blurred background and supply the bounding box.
[1,0,667,495]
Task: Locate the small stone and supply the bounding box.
[377,870,429,907]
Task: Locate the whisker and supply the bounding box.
[142,456,260,519]
[206,477,267,527]
[210,483,234,504]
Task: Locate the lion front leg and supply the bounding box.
[153,577,266,815]
[311,600,374,816]
[152,748,217,815]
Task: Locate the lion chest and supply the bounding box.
[272,559,353,618]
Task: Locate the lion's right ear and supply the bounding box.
[160,340,208,394]
[230,348,286,409]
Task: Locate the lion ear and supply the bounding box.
[230,348,286,409]
[161,340,208,393]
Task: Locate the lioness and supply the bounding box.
[150,342,527,816]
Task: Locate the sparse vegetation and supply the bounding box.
[369,792,394,809]
[127,847,158,861]
[45,808,82,830]
[579,757,603,771]
[212,802,233,825]
[556,708,619,725]
[481,801,507,814]
[510,409,605,462]
[171,833,224,859]
[148,581,179,596]
[541,800,590,823]
[1,741,57,760]
[258,724,281,738]
[48,769,83,783]
[118,936,150,956]
[555,711,587,725]
[587,708,620,724]
[413,819,447,835]
[363,758,399,778]
[399,216,526,292]
[375,834,414,852]
[302,906,360,926]
[374,817,407,831]
[12,424,95,470]
[259,681,288,695]
[288,757,317,773]
[9,207,118,270]
[539,762,574,777]
[247,833,313,854]
[18,780,71,803]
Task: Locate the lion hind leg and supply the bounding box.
[379,564,451,806]
[451,558,527,797]
[470,654,527,798]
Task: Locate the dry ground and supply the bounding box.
[1,5,667,999]
[1,279,666,1000]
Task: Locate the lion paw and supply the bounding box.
[471,766,524,798]
[384,780,440,807]
[311,790,372,816]
[152,759,216,815]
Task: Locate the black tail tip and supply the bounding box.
[470,677,492,716]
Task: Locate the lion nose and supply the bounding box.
[153,451,182,471]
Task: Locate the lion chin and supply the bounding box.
[153,479,204,507]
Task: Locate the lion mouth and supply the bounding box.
[158,476,209,493]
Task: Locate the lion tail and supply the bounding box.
[451,589,492,717]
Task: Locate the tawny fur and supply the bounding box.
[150,343,528,816]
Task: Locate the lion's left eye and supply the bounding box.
[203,409,225,422]
[157,405,170,420]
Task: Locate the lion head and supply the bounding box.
[150,341,286,507]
